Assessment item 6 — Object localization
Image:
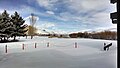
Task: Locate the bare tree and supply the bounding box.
[29,13,37,39]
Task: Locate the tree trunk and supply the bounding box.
[31,35,33,39]
[1,38,2,41]
[14,36,16,40]
[7,37,9,40]
[4,37,6,41]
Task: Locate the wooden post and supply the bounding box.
[75,42,77,48]
[26,35,27,39]
[103,43,106,51]
[22,44,25,50]
[47,42,49,47]
[35,43,37,48]
[5,45,7,53]
[104,43,106,46]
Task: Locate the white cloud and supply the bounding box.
[81,0,108,11]
[21,0,116,29]
[36,0,58,10]
[46,11,54,15]
[36,22,55,30]
[0,0,117,34]
[55,0,116,24]
[19,5,56,19]
[67,0,111,13]
[28,0,117,33]
[41,23,55,28]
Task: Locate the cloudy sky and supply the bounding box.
[0,0,117,34]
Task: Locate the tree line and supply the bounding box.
[69,31,117,40]
[0,10,28,42]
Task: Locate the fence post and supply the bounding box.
[75,42,77,48]
[26,35,27,39]
[103,43,106,51]
[47,42,49,47]
[35,43,37,48]
[22,44,25,50]
[5,45,7,53]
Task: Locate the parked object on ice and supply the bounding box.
[103,43,112,51]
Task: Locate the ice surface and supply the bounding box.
[0,36,117,68]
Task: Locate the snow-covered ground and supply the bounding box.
[0,36,117,68]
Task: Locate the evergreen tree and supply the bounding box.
[11,11,28,40]
[0,10,14,41]
[0,10,28,42]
